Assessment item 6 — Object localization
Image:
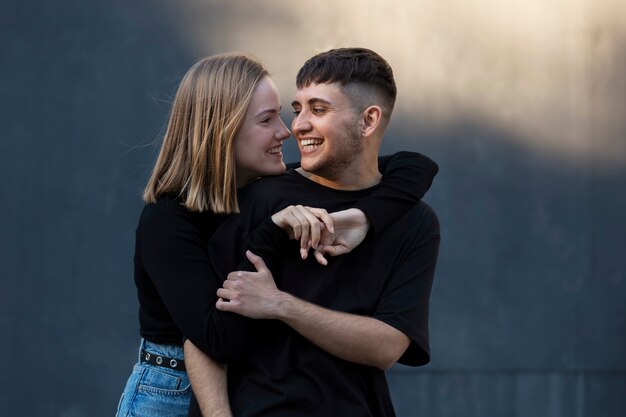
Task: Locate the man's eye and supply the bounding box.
[312,108,325,114]
[292,110,301,115]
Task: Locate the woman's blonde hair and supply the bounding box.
[143,53,268,213]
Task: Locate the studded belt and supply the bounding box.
[140,350,186,371]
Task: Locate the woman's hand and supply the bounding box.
[271,205,334,260]
[271,206,370,265]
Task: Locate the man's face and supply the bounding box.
[291,82,363,180]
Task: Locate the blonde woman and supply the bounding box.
[116,53,437,417]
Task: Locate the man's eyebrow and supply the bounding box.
[308,98,332,106]
[291,98,332,107]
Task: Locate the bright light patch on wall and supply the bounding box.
[163,0,626,168]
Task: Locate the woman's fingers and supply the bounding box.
[282,205,320,259]
[305,207,334,234]
[272,205,340,261]
[298,206,323,251]
[289,206,311,257]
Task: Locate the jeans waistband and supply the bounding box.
[138,338,185,361]
[138,339,186,372]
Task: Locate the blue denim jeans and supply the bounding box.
[116,339,191,417]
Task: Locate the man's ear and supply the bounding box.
[359,105,383,138]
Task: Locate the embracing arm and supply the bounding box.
[287,150,439,226]
[184,340,232,417]
[359,151,438,234]
[218,204,440,369]
[217,251,409,370]
[256,152,437,261]
[276,152,439,261]
[206,151,439,365]
[275,294,409,370]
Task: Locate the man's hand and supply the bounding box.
[312,208,370,265]
[216,251,284,319]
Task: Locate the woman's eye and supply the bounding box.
[260,118,270,124]
[292,110,301,115]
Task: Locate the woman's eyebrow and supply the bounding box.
[255,108,279,118]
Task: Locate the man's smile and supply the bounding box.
[299,138,325,152]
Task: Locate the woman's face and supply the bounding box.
[234,76,291,187]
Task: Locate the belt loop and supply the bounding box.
[140,348,186,372]
[137,338,147,362]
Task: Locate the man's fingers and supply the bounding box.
[313,247,328,266]
[320,244,348,257]
[246,250,268,273]
[216,297,238,312]
[216,288,233,300]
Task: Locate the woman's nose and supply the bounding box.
[275,119,291,141]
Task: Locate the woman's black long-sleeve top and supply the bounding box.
[132,152,438,348]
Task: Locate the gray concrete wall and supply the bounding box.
[2,1,624,416]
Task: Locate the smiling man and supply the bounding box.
[187,48,440,417]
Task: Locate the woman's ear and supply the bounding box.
[360,105,383,138]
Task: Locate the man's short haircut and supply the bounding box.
[296,47,397,121]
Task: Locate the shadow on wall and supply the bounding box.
[1,1,200,416]
[385,119,626,370]
[382,119,626,416]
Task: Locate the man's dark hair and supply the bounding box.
[296,47,397,120]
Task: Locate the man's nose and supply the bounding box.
[292,112,311,135]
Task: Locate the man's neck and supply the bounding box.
[295,156,382,191]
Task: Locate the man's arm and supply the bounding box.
[276,294,410,370]
[190,207,371,365]
[217,251,410,370]
[198,152,439,364]
[184,340,232,417]
[218,204,440,369]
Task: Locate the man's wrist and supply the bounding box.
[272,291,301,321]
